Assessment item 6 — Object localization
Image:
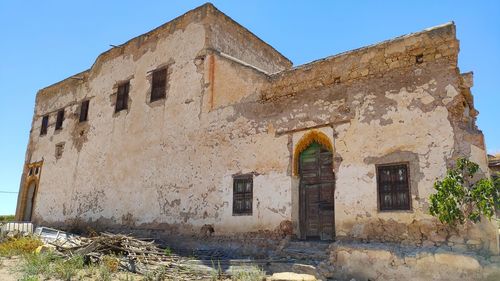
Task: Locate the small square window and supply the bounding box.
[115,82,129,112]
[79,100,89,122]
[55,110,64,130]
[40,115,49,136]
[233,175,253,215]
[377,164,410,211]
[415,54,424,64]
[150,68,167,102]
[55,143,65,159]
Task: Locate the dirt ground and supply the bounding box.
[0,256,243,281]
[0,257,21,281]
[0,256,150,281]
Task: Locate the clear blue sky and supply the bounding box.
[0,1,499,215]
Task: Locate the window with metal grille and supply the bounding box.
[55,110,64,130]
[115,82,129,112]
[150,68,167,102]
[40,115,49,136]
[377,164,410,211]
[233,176,253,215]
[79,100,89,122]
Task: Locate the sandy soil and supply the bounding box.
[0,257,21,281]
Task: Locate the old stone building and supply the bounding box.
[16,3,498,255]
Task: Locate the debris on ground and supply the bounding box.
[34,228,220,280]
[51,232,176,272]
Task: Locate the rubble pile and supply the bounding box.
[40,230,217,279]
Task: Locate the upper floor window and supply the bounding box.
[377,163,410,211]
[416,54,424,64]
[79,100,89,122]
[150,68,167,102]
[233,175,253,216]
[115,82,129,112]
[55,109,64,130]
[40,115,49,136]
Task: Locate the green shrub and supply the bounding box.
[163,246,172,256]
[0,215,15,223]
[0,236,43,257]
[429,158,500,226]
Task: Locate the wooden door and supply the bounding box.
[23,181,37,221]
[299,142,335,240]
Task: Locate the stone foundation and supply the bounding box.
[340,217,498,255]
[328,241,500,281]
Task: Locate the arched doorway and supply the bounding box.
[22,181,37,221]
[299,142,335,240]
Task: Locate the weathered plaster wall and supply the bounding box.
[17,4,497,256]
[204,4,292,74]
[20,12,293,236]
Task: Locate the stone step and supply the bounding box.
[181,259,326,279]
[277,241,331,262]
[279,248,329,260]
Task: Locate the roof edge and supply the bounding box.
[38,3,217,94]
[204,3,292,67]
[272,22,456,76]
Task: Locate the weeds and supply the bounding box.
[163,246,172,256]
[52,255,85,280]
[0,236,43,257]
[97,264,112,281]
[211,259,224,281]
[231,266,266,281]
[18,252,57,277]
[143,266,168,281]
[19,276,39,281]
[102,255,120,272]
[118,273,136,281]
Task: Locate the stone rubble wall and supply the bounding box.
[262,23,458,101]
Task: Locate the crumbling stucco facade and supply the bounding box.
[16,3,498,254]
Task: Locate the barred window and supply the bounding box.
[115,82,129,112]
[377,164,410,211]
[150,68,167,102]
[233,176,253,215]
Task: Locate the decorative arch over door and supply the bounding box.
[293,130,333,176]
[298,140,335,240]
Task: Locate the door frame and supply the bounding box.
[22,181,38,221]
[298,142,335,240]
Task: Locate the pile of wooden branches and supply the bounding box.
[47,232,215,279]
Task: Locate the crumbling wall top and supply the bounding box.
[261,22,459,101]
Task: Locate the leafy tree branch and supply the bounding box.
[429,158,500,226]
